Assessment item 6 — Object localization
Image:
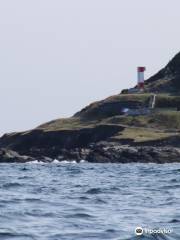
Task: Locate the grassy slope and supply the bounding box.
[111,128,174,143]
[36,93,180,143]
[37,117,97,131]
[104,111,180,130]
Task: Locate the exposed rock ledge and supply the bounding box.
[1,142,180,164]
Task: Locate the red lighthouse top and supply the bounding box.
[138,67,146,72]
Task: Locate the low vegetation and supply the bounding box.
[111,127,174,143]
[37,117,100,131]
[104,111,180,130]
[36,92,180,143]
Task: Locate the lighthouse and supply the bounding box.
[137,67,146,91]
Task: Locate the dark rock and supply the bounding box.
[0,125,124,156]
[0,142,180,163]
[0,148,34,163]
[85,143,180,163]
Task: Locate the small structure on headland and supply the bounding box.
[121,66,156,116]
[137,66,146,91]
[123,66,146,94]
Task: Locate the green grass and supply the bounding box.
[104,111,180,130]
[37,117,100,131]
[111,127,174,142]
[149,111,180,129]
[104,93,151,103]
[107,93,180,109]
[155,94,180,108]
[103,115,148,127]
[37,93,180,132]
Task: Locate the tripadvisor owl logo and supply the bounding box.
[135,227,143,236]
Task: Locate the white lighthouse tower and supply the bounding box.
[137,67,146,91]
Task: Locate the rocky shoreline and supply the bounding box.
[1,141,180,163]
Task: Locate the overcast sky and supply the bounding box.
[0,0,180,135]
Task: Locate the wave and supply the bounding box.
[168,219,180,223]
[27,159,86,164]
[65,213,94,219]
[85,187,102,194]
[27,160,45,164]
[0,231,34,240]
[2,182,22,189]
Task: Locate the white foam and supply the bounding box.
[58,160,70,164]
[52,159,60,164]
[27,160,45,164]
[80,160,87,163]
[72,160,77,164]
[52,160,77,164]
[27,159,86,164]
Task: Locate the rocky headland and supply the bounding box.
[1,52,180,163]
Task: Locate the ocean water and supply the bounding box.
[0,161,179,240]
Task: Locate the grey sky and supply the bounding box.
[0,0,180,135]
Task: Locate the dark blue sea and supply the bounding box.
[0,161,179,240]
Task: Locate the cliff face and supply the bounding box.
[0,125,124,158]
[145,52,180,92]
[0,52,180,163]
